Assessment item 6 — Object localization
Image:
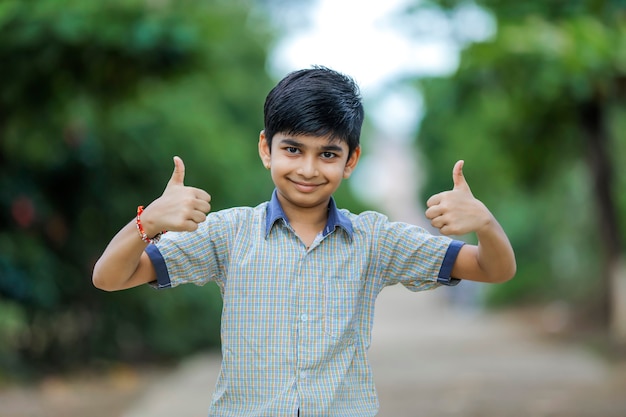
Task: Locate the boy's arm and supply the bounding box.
[92,157,212,291]
[425,160,516,283]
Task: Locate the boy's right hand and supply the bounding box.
[141,156,212,236]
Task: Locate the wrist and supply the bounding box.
[136,205,167,244]
[473,202,495,234]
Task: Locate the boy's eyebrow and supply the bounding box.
[320,144,345,153]
[279,138,304,147]
[279,138,345,153]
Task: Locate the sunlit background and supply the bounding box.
[1,0,625,416]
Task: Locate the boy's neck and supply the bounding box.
[277,195,329,232]
[287,206,328,250]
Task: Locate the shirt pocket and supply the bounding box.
[323,279,363,339]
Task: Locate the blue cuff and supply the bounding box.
[437,240,464,286]
[145,244,172,289]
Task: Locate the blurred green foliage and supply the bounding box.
[414,0,625,317]
[0,0,290,376]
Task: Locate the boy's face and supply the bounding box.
[258,131,360,213]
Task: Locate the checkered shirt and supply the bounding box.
[146,190,463,417]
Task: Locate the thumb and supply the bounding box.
[452,160,470,191]
[168,156,185,186]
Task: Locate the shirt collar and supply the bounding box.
[265,189,354,239]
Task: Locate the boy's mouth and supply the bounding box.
[291,180,322,193]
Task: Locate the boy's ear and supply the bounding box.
[343,146,361,179]
[258,130,271,169]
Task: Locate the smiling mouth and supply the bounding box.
[291,180,322,192]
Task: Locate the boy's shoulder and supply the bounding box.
[212,201,268,221]
[202,202,269,238]
[338,208,390,229]
[338,207,432,236]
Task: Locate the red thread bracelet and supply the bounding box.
[136,206,167,244]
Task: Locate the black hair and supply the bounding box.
[263,66,364,157]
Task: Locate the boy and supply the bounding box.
[92,67,515,416]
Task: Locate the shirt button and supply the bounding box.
[300,314,308,322]
[300,371,308,379]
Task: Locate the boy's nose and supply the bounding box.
[297,157,319,178]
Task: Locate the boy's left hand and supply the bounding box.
[425,160,492,236]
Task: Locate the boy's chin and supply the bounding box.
[278,190,332,209]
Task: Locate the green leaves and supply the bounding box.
[416,1,626,309]
[0,0,276,374]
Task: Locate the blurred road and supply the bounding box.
[121,284,626,417]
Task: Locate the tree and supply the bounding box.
[0,0,279,374]
[410,1,626,339]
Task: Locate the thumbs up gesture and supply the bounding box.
[425,160,491,236]
[140,156,212,236]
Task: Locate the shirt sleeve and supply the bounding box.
[373,215,464,291]
[146,244,172,289]
[436,240,464,286]
[145,210,234,289]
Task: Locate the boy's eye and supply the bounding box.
[285,147,299,154]
[321,152,336,159]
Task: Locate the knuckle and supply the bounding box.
[181,206,193,218]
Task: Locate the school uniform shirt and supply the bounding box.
[146,190,463,417]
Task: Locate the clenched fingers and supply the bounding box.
[425,204,443,220]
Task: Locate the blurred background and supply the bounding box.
[1,0,625,416]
